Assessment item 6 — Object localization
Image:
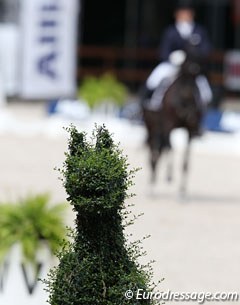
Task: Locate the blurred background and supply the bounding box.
[0,0,240,304]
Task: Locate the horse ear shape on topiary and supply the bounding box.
[44,125,157,305]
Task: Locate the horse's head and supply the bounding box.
[180,50,203,77]
[169,47,205,78]
[175,61,203,133]
[168,48,204,132]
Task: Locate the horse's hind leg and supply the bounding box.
[180,135,191,197]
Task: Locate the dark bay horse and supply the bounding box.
[142,52,205,195]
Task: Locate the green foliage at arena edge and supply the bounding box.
[0,193,66,267]
[79,74,128,109]
[44,125,160,305]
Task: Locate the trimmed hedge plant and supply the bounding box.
[45,125,157,305]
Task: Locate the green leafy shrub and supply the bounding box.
[0,194,67,265]
[79,74,128,109]
[44,125,158,305]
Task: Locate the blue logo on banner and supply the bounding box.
[37,2,60,79]
[38,52,58,79]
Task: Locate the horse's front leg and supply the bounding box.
[180,134,191,197]
[165,134,173,183]
[150,147,160,183]
[166,148,173,183]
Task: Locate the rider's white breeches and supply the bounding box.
[146,62,178,90]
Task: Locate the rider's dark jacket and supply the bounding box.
[159,23,211,61]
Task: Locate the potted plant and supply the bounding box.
[44,125,158,305]
[0,193,67,305]
[79,73,128,115]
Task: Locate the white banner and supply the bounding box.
[19,0,79,99]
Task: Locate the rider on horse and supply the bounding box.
[142,1,212,110]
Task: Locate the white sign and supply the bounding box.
[224,50,240,91]
[20,0,79,99]
[0,245,53,305]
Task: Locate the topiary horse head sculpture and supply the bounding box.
[45,125,155,305]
